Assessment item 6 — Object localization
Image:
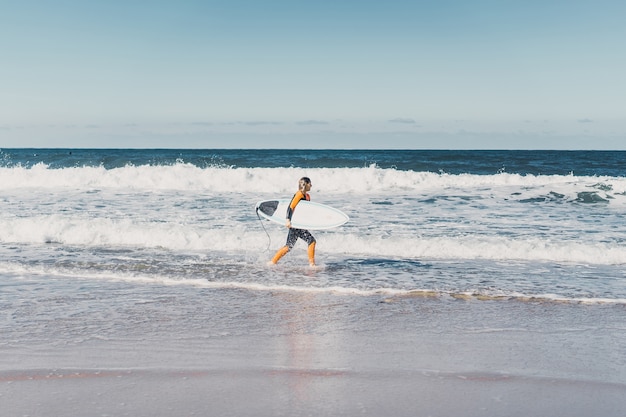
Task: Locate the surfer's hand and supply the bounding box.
[285,219,291,228]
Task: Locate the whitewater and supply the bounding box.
[3,149,626,417]
[2,150,626,304]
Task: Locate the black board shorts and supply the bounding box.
[285,228,316,248]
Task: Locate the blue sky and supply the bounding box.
[1,0,625,149]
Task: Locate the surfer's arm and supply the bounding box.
[285,192,305,227]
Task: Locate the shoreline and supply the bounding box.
[3,289,625,416]
[2,365,625,417]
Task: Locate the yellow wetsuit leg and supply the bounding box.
[271,246,290,264]
[308,241,316,266]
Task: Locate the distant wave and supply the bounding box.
[2,163,626,200]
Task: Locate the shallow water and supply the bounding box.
[2,149,626,306]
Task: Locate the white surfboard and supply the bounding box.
[255,199,349,230]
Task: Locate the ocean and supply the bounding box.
[2,148,626,303]
[2,148,626,416]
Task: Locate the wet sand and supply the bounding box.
[2,365,625,417]
[2,288,625,416]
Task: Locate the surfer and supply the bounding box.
[270,177,316,266]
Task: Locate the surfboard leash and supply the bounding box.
[256,208,272,251]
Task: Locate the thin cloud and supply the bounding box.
[388,118,416,124]
[578,118,594,123]
[219,121,282,126]
[296,120,330,126]
[244,121,282,126]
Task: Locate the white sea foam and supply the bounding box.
[1,163,626,265]
[1,214,625,265]
[1,261,623,305]
[2,163,626,199]
[324,234,626,265]
[2,162,626,301]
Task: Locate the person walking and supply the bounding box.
[270,177,316,266]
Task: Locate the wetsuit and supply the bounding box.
[285,190,316,248]
[271,190,316,265]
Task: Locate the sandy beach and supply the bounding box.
[2,285,625,417]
